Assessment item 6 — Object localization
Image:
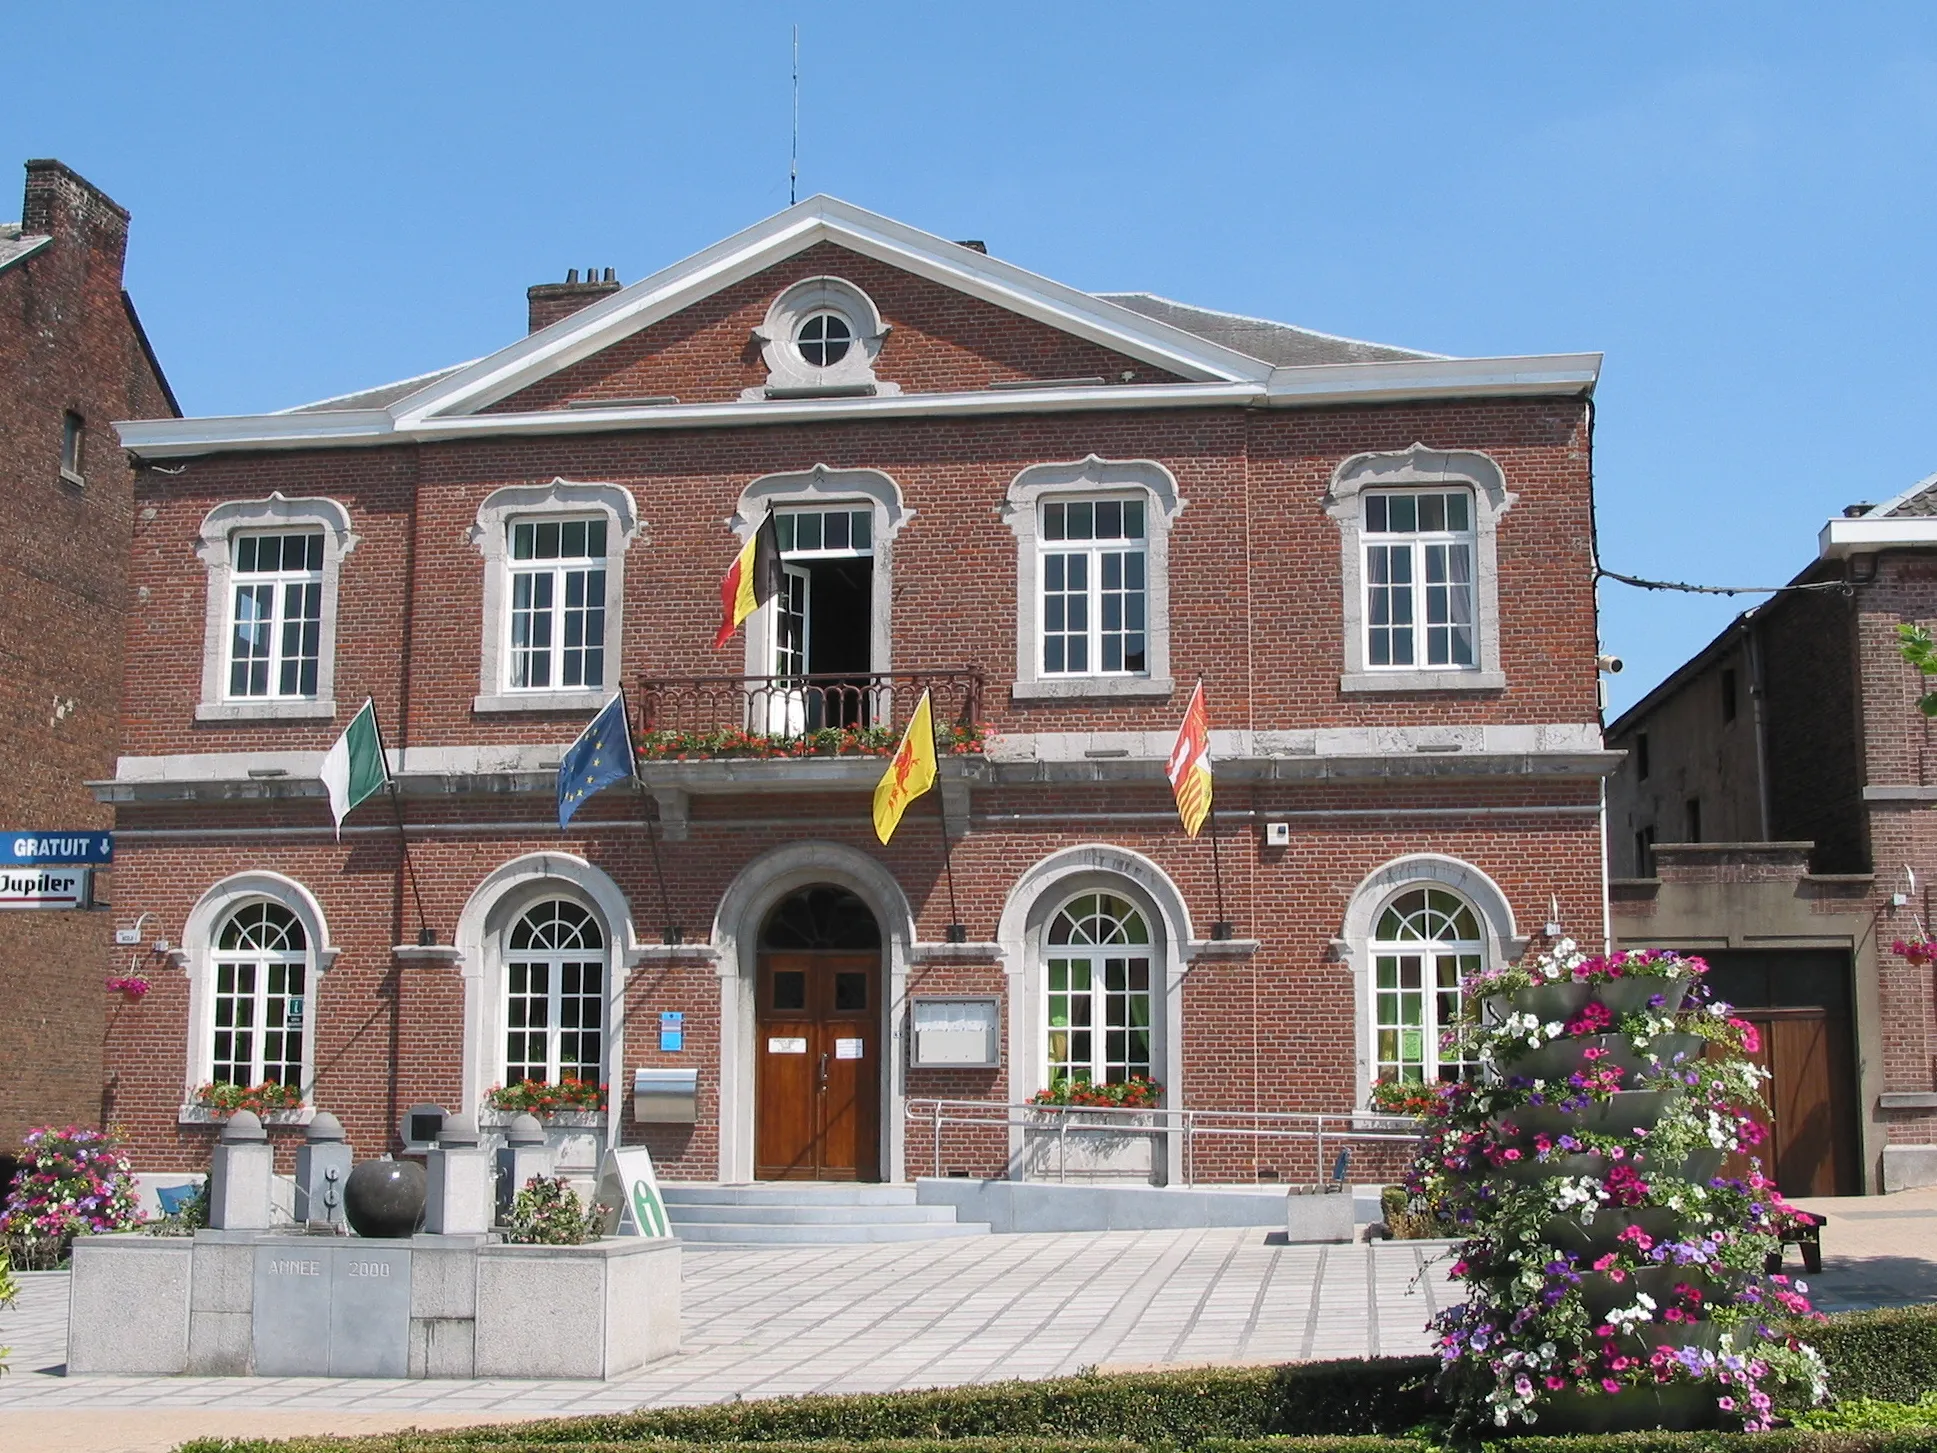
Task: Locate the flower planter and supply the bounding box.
[1670,1147,1726,1183]
[1492,1151,1611,1185]
[1636,1318,1724,1353]
[1576,1262,1718,1319]
[1646,1031,1707,1067]
[1497,1091,1669,1140]
[1592,974,1693,1016]
[1535,1382,1718,1434]
[1020,1111,1165,1185]
[478,1109,606,1175]
[1505,1033,1650,1081]
[1543,1204,1683,1256]
[1487,981,1592,1023]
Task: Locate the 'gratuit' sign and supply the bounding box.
[0,867,90,909]
[0,832,112,866]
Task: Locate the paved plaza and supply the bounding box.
[1,1193,1934,1453]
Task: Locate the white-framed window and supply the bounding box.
[227,530,325,699]
[1370,887,1483,1085]
[506,516,608,692]
[1362,489,1476,671]
[195,496,357,722]
[470,479,639,714]
[210,900,309,1089]
[1044,892,1154,1087]
[1004,457,1181,701]
[795,312,854,368]
[502,899,606,1085]
[1325,445,1514,693]
[1040,496,1148,677]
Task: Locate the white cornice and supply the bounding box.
[1265,353,1600,402]
[1820,516,1937,558]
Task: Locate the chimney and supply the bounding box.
[22,159,131,280]
[955,239,988,254]
[527,266,622,333]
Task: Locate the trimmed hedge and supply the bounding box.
[1805,1308,1937,1404]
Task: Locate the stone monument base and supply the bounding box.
[67,1229,680,1379]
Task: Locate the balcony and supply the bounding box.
[636,669,985,761]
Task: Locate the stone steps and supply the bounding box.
[660,1182,990,1244]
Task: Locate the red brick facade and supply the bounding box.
[103,203,1607,1186]
[0,160,175,1152]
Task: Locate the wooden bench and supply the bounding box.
[1764,1211,1823,1275]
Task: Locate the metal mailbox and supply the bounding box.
[633,1067,699,1124]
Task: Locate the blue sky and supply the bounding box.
[7,3,1933,715]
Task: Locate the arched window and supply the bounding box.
[1044,892,1152,1087]
[503,900,606,1084]
[211,901,308,1088]
[1371,887,1484,1084]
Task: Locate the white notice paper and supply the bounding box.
[767,1036,807,1054]
[835,1038,864,1060]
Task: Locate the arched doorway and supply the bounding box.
[755,886,882,1181]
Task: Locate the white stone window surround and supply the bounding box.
[195,494,359,722]
[469,479,642,714]
[1335,853,1527,1111]
[178,871,340,1118]
[1004,456,1182,702]
[454,852,647,1127]
[730,465,912,682]
[1324,444,1514,693]
[742,277,900,400]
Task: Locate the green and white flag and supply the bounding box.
[320,698,389,837]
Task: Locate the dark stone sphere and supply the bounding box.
[343,1157,426,1238]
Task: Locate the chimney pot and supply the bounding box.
[565,268,579,284]
[604,267,616,283]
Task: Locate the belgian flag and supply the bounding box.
[714,514,784,649]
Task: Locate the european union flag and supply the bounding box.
[557,692,636,829]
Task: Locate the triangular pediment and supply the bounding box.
[387,197,1273,423]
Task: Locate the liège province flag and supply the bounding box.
[872,690,938,844]
[714,514,784,648]
[1166,681,1213,837]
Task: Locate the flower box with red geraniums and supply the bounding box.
[192,1081,305,1116]
[486,1077,608,1116]
[636,722,986,763]
[1369,1077,1446,1118]
[1029,1075,1163,1109]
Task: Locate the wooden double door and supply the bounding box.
[755,952,881,1181]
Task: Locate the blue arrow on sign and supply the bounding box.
[0,832,113,866]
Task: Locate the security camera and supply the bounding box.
[1597,655,1624,674]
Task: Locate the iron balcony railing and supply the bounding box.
[637,668,984,740]
[905,1097,1426,1189]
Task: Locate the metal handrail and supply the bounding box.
[904,1097,1425,1188]
[637,668,984,737]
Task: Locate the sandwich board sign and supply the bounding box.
[595,1146,672,1239]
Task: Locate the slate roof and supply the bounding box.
[276,290,1441,416]
[0,222,52,275]
[279,362,476,414]
[1870,472,1937,518]
[1095,292,1442,366]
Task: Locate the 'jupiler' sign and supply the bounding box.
[0,832,112,866]
[0,867,90,909]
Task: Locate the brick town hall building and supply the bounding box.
[103,198,1609,1190]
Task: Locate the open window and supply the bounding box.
[760,504,876,731]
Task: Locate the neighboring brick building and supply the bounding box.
[104,197,1608,1191]
[1607,479,1937,1196]
[0,160,177,1154]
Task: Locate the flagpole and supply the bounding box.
[618,689,681,944]
[371,708,433,945]
[1206,794,1232,940]
[933,766,966,942]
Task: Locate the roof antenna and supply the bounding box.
[790,23,799,206]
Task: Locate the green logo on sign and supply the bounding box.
[630,1178,668,1237]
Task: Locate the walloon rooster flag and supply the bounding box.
[872,690,938,844]
[1166,681,1213,837]
[714,513,785,648]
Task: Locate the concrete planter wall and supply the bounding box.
[478,1109,606,1176]
[67,1229,679,1379]
[1017,1111,1164,1185]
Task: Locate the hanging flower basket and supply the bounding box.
[105,973,151,999]
[1893,937,1937,968]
